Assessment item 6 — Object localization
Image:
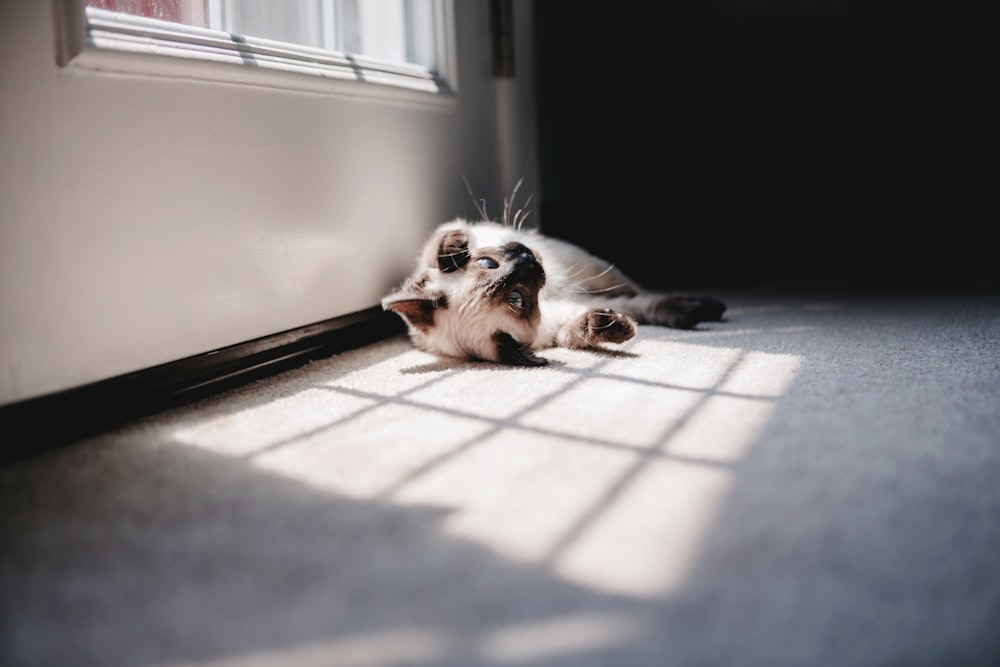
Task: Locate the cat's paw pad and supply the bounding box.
[655,295,727,329]
[584,308,636,344]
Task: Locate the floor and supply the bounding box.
[2,290,999,667]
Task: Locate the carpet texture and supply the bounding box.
[2,291,999,667]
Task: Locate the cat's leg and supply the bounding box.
[555,308,637,349]
[597,294,727,330]
[650,294,726,329]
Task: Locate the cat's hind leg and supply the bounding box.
[650,294,726,329]
[598,294,727,330]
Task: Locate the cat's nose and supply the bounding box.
[502,241,545,287]
[503,242,536,263]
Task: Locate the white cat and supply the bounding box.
[382,200,725,366]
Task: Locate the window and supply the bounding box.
[60,0,455,96]
[6,0,526,407]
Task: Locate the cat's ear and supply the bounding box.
[436,228,470,272]
[493,331,547,366]
[382,292,446,332]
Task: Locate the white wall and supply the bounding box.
[0,2,538,406]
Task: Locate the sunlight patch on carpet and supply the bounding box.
[172,388,375,457]
[167,332,802,600]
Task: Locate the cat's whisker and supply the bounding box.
[582,262,621,281]
[503,178,524,227]
[500,178,535,230]
[564,282,630,295]
[511,195,533,230]
[589,315,622,331]
[559,262,625,292]
[462,172,490,222]
[559,257,593,280]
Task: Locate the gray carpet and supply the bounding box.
[2,291,999,667]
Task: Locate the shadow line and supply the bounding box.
[542,350,748,564]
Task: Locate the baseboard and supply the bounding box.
[0,307,406,466]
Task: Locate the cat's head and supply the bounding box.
[382,222,548,366]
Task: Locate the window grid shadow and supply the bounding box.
[226,345,778,572]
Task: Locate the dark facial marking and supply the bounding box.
[493,331,547,366]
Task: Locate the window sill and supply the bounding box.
[59,6,457,107]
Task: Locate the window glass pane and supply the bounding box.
[88,0,208,27]
[355,0,406,62]
[85,0,440,70]
[218,0,325,50]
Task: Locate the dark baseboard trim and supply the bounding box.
[0,307,406,466]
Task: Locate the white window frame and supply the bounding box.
[55,0,458,103]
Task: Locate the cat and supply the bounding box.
[381,189,726,366]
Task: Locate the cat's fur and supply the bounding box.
[382,206,725,366]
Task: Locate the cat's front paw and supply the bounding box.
[587,308,636,344]
[561,308,636,348]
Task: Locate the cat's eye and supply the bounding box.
[476,257,499,269]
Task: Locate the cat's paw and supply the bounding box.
[588,308,637,343]
[562,308,636,348]
[654,295,727,329]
